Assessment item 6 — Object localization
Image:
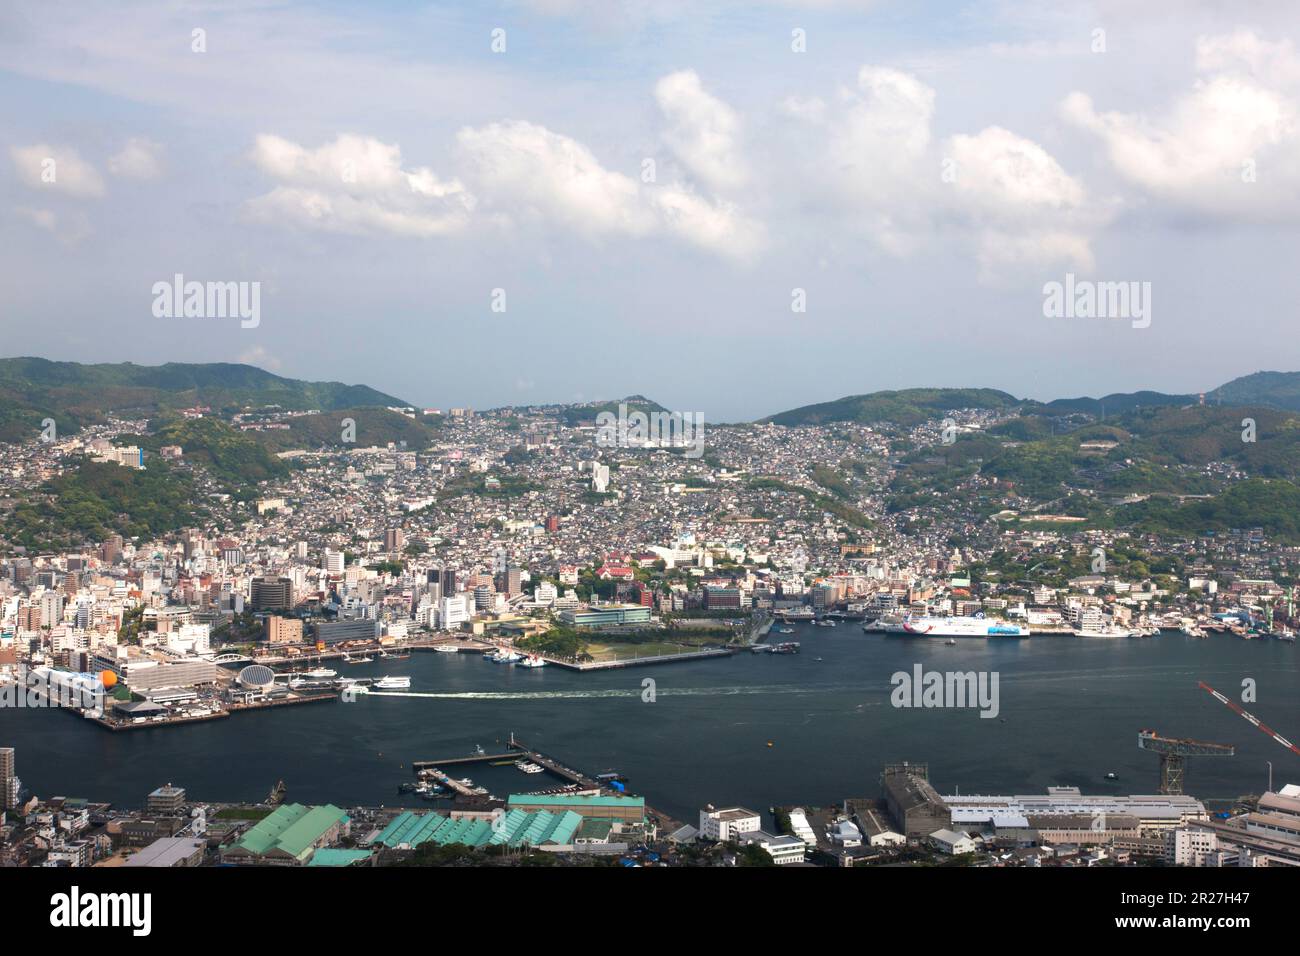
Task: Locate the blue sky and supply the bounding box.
[3,0,1300,419]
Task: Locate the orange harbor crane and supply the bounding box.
[1198,681,1300,757]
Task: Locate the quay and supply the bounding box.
[543,647,734,671]
[411,735,683,833]
[74,690,337,732]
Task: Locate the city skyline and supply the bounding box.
[4,0,1300,420]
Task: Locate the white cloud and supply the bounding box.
[1063,30,1300,218]
[108,138,164,179]
[456,119,763,261]
[243,134,474,238]
[9,144,105,197]
[13,205,92,244]
[784,65,1097,276]
[456,120,653,238]
[945,126,1097,276]
[654,70,749,192]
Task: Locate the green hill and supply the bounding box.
[1208,371,1300,411]
[0,459,208,551]
[762,388,1020,427]
[1041,390,1194,417]
[0,357,407,437]
[135,417,288,488]
[252,407,444,452]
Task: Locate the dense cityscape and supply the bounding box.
[6,0,1298,938]
[2,364,1299,871]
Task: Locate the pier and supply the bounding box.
[410,735,682,833]
[544,647,734,671]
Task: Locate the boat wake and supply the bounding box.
[365,683,882,701]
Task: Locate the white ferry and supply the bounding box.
[372,676,411,690]
[901,615,1029,638]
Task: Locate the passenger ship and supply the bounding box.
[900,615,1029,638]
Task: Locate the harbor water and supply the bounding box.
[4,625,1298,820]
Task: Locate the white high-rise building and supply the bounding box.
[168,622,211,656]
[438,593,472,630]
[592,463,610,493]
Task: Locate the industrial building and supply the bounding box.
[882,763,950,839]
[372,808,584,851]
[942,787,1208,847]
[222,803,351,865]
[123,837,206,868]
[506,792,646,824]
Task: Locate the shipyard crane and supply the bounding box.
[1137,730,1234,795]
[1197,681,1300,757]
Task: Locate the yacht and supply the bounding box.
[372,675,411,690]
[490,649,523,664]
[303,667,337,679]
[435,645,460,653]
[518,655,547,668]
[514,759,544,774]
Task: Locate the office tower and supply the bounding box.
[0,748,18,811]
[250,576,293,611]
[385,528,405,552]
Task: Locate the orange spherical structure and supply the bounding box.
[100,670,118,689]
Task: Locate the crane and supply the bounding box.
[1197,681,1300,757]
[1138,730,1234,795]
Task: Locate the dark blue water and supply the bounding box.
[4,626,1298,820]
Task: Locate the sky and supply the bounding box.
[2,0,1299,421]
